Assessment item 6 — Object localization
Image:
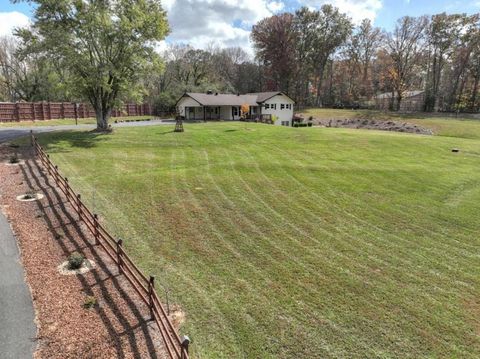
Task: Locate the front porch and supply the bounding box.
[184,105,260,121]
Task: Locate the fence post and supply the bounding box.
[116,239,123,274]
[76,194,82,221]
[148,276,155,320]
[93,214,99,245]
[65,177,69,198]
[181,336,191,359]
[15,103,20,122]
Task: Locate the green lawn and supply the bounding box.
[37,121,480,358]
[0,115,152,127]
[302,108,480,140]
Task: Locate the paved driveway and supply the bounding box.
[0,119,172,143]
[0,211,37,358]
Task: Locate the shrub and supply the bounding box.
[83,296,97,309]
[22,190,36,200]
[9,154,19,164]
[293,123,299,127]
[308,122,313,127]
[67,252,85,270]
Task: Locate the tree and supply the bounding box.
[251,13,298,94]
[386,16,428,111]
[15,0,169,130]
[306,5,352,106]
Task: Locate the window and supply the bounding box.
[233,106,238,116]
[281,121,290,126]
[189,107,194,114]
[271,104,276,110]
[281,104,285,110]
[265,104,270,109]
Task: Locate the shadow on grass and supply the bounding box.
[36,130,112,152]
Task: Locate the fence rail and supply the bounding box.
[30,132,189,359]
[0,102,152,123]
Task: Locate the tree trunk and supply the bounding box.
[94,104,111,131]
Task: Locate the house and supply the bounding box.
[374,91,425,112]
[176,91,295,126]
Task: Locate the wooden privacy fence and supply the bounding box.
[31,132,190,359]
[0,102,152,123]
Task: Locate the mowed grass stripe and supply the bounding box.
[38,122,480,358]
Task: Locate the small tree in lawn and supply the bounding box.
[14,0,169,131]
[240,104,250,120]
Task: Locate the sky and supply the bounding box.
[1,0,479,55]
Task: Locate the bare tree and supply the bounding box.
[386,16,428,111]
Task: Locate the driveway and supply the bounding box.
[0,211,37,358]
[0,119,172,143]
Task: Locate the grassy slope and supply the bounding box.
[0,115,152,127]
[38,120,480,358]
[302,108,480,140]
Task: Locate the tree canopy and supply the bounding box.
[15,0,169,130]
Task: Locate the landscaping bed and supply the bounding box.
[0,144,165,358]
[309,117,434,134]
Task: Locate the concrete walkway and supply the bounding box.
[0,210,37,358]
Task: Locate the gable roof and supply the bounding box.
[247,91,295,103]
[177,91,295,107]
[182,93,258,106]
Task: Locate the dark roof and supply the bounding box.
[247,91,295,103]
[177,91,295,107]
[184,93,258,106]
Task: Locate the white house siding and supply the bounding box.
[220,106,233,120]
[261,94,294,125]
[177,97,201,117]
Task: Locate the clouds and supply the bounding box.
[299,0,383,24]
[162,0,285,53]
[160,0,384,54]
[0,11,30,37]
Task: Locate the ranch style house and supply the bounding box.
[176,91,295,126]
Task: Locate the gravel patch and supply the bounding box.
[0,144,166,358]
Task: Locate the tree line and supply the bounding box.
[251,6,480,112]
[1,2,479,131]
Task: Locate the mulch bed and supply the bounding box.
[0,143,165,358]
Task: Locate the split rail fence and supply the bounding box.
[31,132,189,359]
[0,102,152,123]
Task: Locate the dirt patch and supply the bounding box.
[0,144,167,358]
[309,117,433,135]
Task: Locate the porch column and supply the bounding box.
[203,106,206,122]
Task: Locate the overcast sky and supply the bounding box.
[1,0,479,55]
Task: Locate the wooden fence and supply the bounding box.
[0,102,152,123]
[31,132,190,359]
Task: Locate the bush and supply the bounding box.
[9,154,19,164]
[293,123,299,127]
[67,252,85,270]
[308,122,313,127]
[22,190,36,200]
[83,296,97,309]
